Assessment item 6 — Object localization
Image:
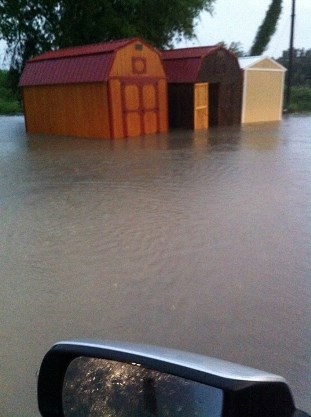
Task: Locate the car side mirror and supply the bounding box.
[37,339,309,417]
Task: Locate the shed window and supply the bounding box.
[132,57,146,74]
[135,43,143,50]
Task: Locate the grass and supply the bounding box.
[0,70,22,114]
[286,87,311,113]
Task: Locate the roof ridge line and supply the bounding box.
[29,38,140,63]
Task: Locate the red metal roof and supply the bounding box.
[161,45,220,83]
[30,39,133,62]
[19,38,140,87]
[19,54,114,86]
[162,46,219,60]
[162,58,202,83]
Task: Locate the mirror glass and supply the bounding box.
[63,356,223,417]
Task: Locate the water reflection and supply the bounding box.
[63,357,223,417]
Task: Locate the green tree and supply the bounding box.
[0,0,60,90]
[0,1,59,70]
[278,48,311,87]
[56,0,215,49]
[218,41,246,57]
[250,0,282,56]
[0,0,215,83]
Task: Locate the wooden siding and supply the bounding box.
[198,49,242,127]
[208,83,220,126]
[23,83,110,138]
[108,79,124,138]
[194,83,208,130]
[198,49,241,84]
[242,71,285,123]
[218,81,242,126]
[110,42,165,78]
[157,79,168,133]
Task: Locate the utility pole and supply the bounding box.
[285,0,296,109]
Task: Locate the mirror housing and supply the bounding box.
[38,339,302,417]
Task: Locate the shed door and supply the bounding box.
[194,83,208,130]
[122,81,159,137]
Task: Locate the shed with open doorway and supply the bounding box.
[239,56,286,124]
[19,38,168,139]
[161,46,242,130]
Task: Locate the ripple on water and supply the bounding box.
[0,115,311,416]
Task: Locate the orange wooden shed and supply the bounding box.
[19,38,168,139]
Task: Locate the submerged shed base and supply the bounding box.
[23,83,111,138]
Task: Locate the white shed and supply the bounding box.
[239,56,287,124]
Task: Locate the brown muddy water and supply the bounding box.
[0,115,310,417]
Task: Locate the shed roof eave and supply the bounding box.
[29,38,135,62]
[161,45,220,60]
[239,56,287,71]
[19,80,108,88]
[28,37,160,63]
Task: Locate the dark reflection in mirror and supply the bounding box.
[63,357,223,417]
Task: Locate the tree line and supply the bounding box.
[278,48,311,87]
[1,0,310,113]
[0,0,215,83]
[0,0,282,84]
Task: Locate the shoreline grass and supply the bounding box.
[286,87,311,113]
[0,70,22,115]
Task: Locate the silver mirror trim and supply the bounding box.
[54,339,286,383]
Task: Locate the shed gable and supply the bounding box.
[239,56,286,72]
[110,40,165,78]
[251,58,285,71]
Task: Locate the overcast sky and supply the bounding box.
[179,0,311,57]
[1,0,310,68]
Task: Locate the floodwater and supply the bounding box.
[0,115,310,417]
